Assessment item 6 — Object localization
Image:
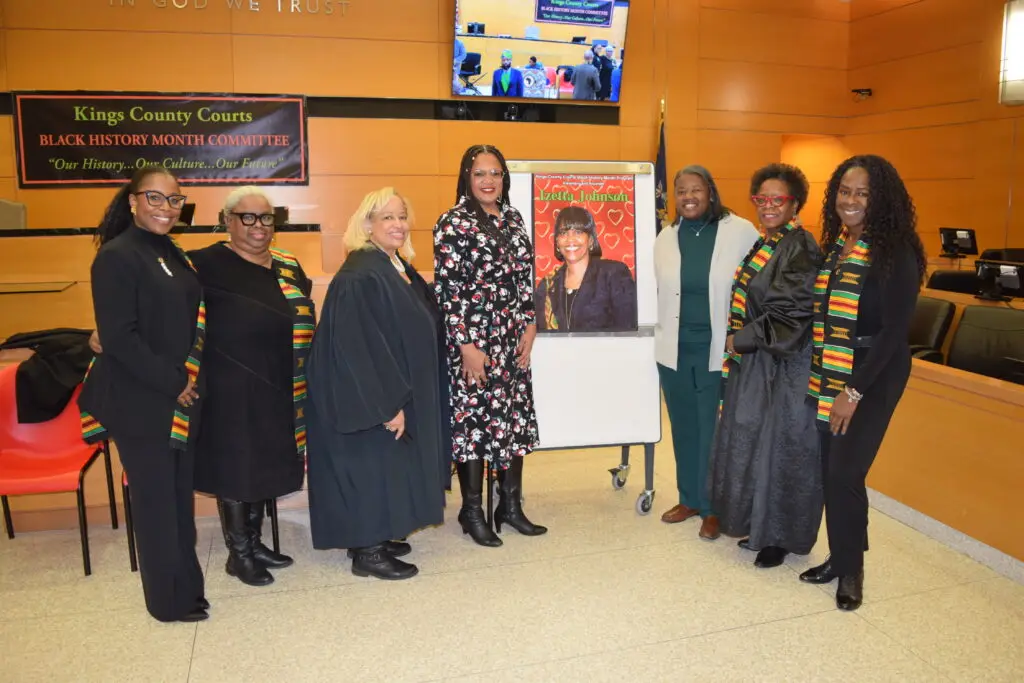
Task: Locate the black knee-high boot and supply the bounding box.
[247,500,293,569]
[217,498,273,586]
[456,460,502,547]
[495,456,547,536]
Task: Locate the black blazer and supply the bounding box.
[535,257,638,332]
[79,227,202,441]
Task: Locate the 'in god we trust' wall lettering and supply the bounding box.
[108,0,351,16]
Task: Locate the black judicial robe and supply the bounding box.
[305,248,445,550]
[708,228,823,554]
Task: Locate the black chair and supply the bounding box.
[909,296,955,363]
[947,306,1024,384]
[980,248,1024,262]
[927,269,980,295]
[458,53,486,95]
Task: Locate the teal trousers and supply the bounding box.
[658,353,721,517]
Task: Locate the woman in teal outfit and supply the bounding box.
[653,165,759,539]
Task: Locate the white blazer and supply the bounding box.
[654,213,761,371]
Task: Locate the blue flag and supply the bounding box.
[654,114,668,233]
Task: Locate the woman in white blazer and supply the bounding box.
[653,165,759,539]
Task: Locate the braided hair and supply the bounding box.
[820,155,926,283]
[455,144,512,227]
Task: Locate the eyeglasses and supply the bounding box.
[133,191,187,210]
[471,170,505,179]
[230,212,275,227]
[750,194,795,208]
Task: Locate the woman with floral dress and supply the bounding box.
[433,144,547,547]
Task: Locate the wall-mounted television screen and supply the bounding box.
[452,0,630,103]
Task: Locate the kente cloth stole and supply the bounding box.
[269,247,315,455]
[720,222,795,380]
[81,237,206,450]
[807,227,871,422]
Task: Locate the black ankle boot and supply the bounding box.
[456,460,502,547]
[800,557,837,584]
[351,544,418,580]
[347,540,411,559]
[494,457,547,536]
[836,571,864,611]
[218,498,273,586]
[754,546,789,568]
[247,499,293,569]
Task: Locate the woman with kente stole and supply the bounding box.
[80,166,208,623]
[708,164,823,570]
[800,155,925,611]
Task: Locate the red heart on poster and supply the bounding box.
[595,221,607,237]
[604,233,621,250]
[607,209,625,226]
[589,202,604,218]
[535,221,552,239]
[535,177,553,192]
[536,254,552,274]
[535,202,550,215]
[621,225,635,243]
[621,253,635,270]
[552,208,561,224]
[623,201,635,217]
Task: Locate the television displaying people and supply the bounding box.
[571,50,601,100]
[492,49,524,98]
[534,207,637,333]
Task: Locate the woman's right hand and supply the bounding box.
[177,378,199,408]
[460,343,490,386]
[89,330,103,355]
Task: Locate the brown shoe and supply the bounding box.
[661,504,700,524]
[698,515,721,540]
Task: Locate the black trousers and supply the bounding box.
[117,435,204,622]
[819,360,909,576]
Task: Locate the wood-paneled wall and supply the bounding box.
[847,0,1024,257]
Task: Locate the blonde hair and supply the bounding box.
[223,185,274,216]
[343,187,415,260]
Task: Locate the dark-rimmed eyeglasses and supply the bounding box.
[230,212,275,227]
[750,194,795,208]
[133,190,187,210]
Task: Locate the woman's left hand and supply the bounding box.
[725,334,736,355]
[89,330,103,355]
[516,324,537,369]
[829,392,859,435]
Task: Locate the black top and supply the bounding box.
[79,227,202,441]
[188,243,312,501]
[845,244,920,393]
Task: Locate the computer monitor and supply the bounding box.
[976,259,1024,300]
[176,203,196,227]
[939,227,978,258]
[467,22,485,35]
[571,36,587,43]
[273,206,289,226]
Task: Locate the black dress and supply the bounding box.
[189,243,312,503]
[306,248,445,550]
[708,228,823,554]
[534,257,638,332]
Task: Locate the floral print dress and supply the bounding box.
[433,198,540,469]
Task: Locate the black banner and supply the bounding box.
[535,0,614,27]
[13,92,308,188]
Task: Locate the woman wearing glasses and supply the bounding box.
[80,166,208,623]
[188,187,315,587]
[433,144,545,548]
[707,163,823,569]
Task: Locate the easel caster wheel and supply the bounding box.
[636,492,654,515]
[610,470,627,490]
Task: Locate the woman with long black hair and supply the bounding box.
[433,144,545,548]
[801,155,926,611]
[79,165,208,623]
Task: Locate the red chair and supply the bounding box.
[0,363,117,576]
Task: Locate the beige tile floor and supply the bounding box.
[2,441,1023,682]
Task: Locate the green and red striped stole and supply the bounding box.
[269,247,315,454]
[721,222,795,379]
[808,226,871,422]
[81,237,206,450]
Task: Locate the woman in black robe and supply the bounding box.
[189,187,315,587]
[534,206,637,333]
[708,164,823,569]
[306,188,445,581]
